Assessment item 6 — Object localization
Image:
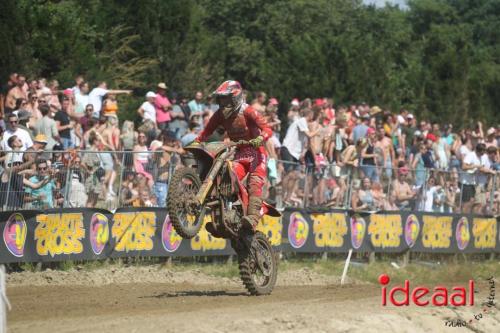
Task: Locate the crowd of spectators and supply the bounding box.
[0,73,499,215]
[278,99,500,215]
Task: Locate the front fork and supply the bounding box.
[196,151,229,205]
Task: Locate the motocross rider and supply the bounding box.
[194,80,272,235]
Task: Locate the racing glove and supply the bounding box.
[249,136,264,148]
[190,138,201,146]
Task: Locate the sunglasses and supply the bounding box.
[38,166,48,171]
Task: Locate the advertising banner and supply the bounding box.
[0,208,498,263]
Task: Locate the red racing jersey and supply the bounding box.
[196,105,272,143]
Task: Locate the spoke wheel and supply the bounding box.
[234,231,278,295]
[167,167,205,238]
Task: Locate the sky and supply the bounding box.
[362,0,408,8]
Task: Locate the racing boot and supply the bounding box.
[241,196,262,232]
[205,222,224,238]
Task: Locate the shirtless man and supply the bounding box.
[375,126,395,179]
[5,74,27,112]
[251,91,267,114]
[391,167,416,210]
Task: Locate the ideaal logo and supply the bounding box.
[90,213,109,255]
[379,274,474,306]
[350,215,366,249]
[288,212,309,249]
[456,217,471,250]
[162,215,182,253]
[3,213,27,257]
[404,214,420,248]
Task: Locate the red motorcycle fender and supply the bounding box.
[262,201,281,217]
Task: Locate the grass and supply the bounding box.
[165,255,500,285]
[9,254,500,285]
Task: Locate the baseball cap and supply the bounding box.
[34,134,48,145]
[398,166,409,175]
[487,127,496,136]
[291,98,299,107]
[157,82,167,90]
[17,110,32,121]
[314,98,324,107]
[146,91,156,98]
[370,106,382,115]
[426,133,437,142]
[269,98,279,106]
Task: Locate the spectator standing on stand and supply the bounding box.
[392,166,416,210]
[82,132,104,207]
[54,97,74,149]
[74,81,90,117]
[5,74,27,113]
[34,104,59,152]
[155,82,171,131]
[281,109,317,205]
[461,144,483,213]
[24,159,57,209]
[88,81,131,118]
[138,91,157,127]
[168,94,188,139]
[188,91,205,117]
[1,114,33,152]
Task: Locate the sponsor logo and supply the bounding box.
[90,213,109,255]
[162,215,182,252]
[404,214,420,248]
[3,213,27,257]
[379,274,474,307]
[288,212,309,249]
[456,217,470,250]
[350,215,366,249]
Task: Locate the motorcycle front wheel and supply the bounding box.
[167,167,206,239]
[233,231,278,296]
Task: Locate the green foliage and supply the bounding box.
[0,0,498,124]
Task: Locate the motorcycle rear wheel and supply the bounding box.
[167,167,205,239]
[233,231,278,296]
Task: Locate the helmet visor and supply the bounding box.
[217,95,233,108]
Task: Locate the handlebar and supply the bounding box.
[189,140,251,148]
[231,140,251,146]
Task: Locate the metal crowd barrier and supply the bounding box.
[0,150,177,211]
[0,150,497,215]
[272,160,498,215]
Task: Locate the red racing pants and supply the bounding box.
[232,146,267,198]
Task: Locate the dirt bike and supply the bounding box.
[167,140,280,295]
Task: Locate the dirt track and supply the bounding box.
[6,266,500,333]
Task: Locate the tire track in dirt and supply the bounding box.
[8,283,377,332]
[6,268,500,333]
